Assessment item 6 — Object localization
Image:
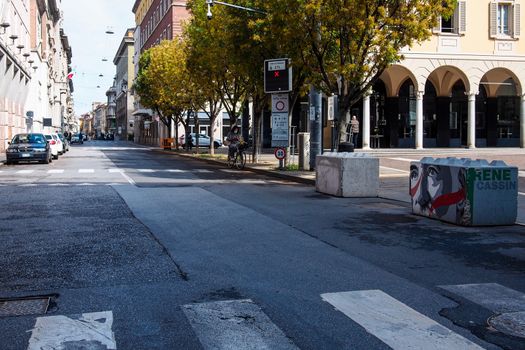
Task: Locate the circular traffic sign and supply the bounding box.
[274,147,286,160]
[275,100,286,112]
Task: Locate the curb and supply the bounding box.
[153,149,316,186]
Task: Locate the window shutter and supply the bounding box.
[490,2,498,38]
[514,3,521,37]
[458,1,467,33]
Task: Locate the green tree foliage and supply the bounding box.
[134,39,193,139]
[260,0,456,142]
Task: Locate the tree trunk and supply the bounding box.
[209,115,216,156]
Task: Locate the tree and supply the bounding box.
[258,0,455,145]
[133,39,193,143]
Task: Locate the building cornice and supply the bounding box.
[401,51,525,62]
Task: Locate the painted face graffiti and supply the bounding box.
[410,163,469,223]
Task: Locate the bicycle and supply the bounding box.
[227,142,248,170]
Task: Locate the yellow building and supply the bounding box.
[358,0,525,149]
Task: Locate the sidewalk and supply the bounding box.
[167,147,524,225]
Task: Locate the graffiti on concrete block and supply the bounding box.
[410,163,471,225]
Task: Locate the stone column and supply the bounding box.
[415,91,424,149]
[521,94,525,148]
[362,94,371,149]
[467,93,476,148]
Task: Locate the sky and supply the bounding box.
[61,0,136,115]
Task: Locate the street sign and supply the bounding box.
[271,94,289,113]
[274,147,286,160]
[328,95,337,121]
[271,113,289,146]
[264,58,292,93]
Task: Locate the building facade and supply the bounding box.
[355,0,525,149]
[0,0,73,151]
[113,28,135,141]
[131,0,190,146]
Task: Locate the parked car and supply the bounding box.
[57,133,70,153]
[180,133,222,148]
[71,133,83,144]
[44,133,61,159]
[5,133,52,164]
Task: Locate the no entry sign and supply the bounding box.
[274,147,286,160]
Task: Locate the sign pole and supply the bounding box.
[309,86,322,170]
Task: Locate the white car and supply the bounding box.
[44,134,62,159]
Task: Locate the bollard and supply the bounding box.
[298,133,311,171]
[316,152,379,197]
[410,157,518,226]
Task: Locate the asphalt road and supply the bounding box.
[0,141,524,350]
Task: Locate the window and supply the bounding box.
[490,1,521,38]
[498,3,511,35]
[435,1,466,34]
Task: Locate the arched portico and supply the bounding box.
[359,60,525,149]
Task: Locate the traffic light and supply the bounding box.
[264,58,292,93]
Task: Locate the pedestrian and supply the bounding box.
[350,115,359,146]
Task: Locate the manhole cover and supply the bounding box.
[488,311,525,338]
[0,297,50,317]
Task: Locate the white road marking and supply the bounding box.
[519,171,525,178]
[321,290,484,350]
[137,169,155,173]
[19,184,37,187]
[108,168,124,173]
[16,170,34,174]
[27,311,116,350]
[76,183,95,186]
[48,183,69,187]
[220,169,242,173]
[194,169,212,173]
[380,166,409,173]
[440,283,525,313]
[120,171,136,186]
[183,299,299,350]
[519,192,525,196]
[78,169,95,173]
[47,169,64,174]
[389,157,419,162]
[166,169,188,173]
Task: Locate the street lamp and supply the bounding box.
[205,0,265,20]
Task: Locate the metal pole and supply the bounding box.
[309,86,322,170]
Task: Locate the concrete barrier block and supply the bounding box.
[410,157,518,226]
[316,153,379,197]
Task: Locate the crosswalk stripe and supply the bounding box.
[194,169,212,173]
[16,170,34,174]
[183,299,299,350]
[389,157,419,162]
[108,168,124,173]
[166,169,188,173]
[137,169,155,173]
[76,183,95,186]
[439,283,525,313]
[321,290,484,350]
[47,169,64,174]
[27,311,116,350]
[380,166,409,173]
[78,169,94,173]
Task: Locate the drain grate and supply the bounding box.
[0,297,50,317]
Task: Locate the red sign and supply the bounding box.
[274,147,286,160]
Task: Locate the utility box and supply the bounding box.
[316,153,379,197]
[298,132,310,171]
[410,157,518,226]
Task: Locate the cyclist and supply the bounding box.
[226,125,241,160]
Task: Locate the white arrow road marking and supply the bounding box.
[321,290,484,350]
[183,299,299,350]
[439,283,525,313]
[27,311,116,350]
[78,169,95,173]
